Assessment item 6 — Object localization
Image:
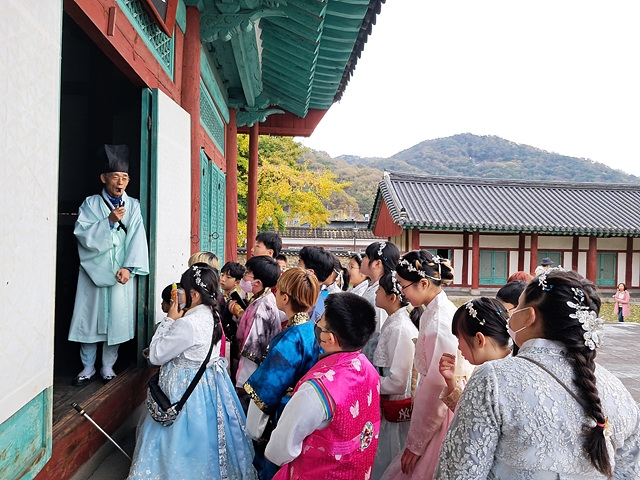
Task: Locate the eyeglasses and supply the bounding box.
[314,316,333,335]
[243,272,254,280]
[347,264,360,270]
[106,173,130,182]
[397,280,417,292]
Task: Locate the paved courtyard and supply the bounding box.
[595,322,640,402]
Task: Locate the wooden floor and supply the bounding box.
[53,373,109,425]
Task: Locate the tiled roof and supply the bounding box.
[370,171,640,236]
[280,226,382,240]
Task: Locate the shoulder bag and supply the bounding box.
[146,318,217,427]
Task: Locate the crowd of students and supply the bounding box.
[127,236,640,480]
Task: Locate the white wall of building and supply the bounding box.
[153,90,192,322]
[0,0,62,424]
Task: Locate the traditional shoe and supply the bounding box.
[72,368,96,387]
[100,367,117,383]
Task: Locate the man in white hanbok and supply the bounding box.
[68,145,149,385]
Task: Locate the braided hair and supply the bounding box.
[180,263,223,346]
[522,269,610,476]
[395,250,454,286]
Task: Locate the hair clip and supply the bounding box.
[377,241,387,259]
[567,287,604,350]
[390,271,402,296]
[465,300,485,325]
[431,255,443,277]
[398,258,427,278]
[192,265,208,290]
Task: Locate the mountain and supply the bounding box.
[303,133,640,218]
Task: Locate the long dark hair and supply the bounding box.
[395,249,454,286]
[452,297,510,350]
[364,241,400,276]
[180,263,222,345]
[522,269,610,476]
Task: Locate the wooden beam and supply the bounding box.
[471,232,480,291]
[587,236,597,283]
[530,234,538,275]
[626,237,633,287]
[247,124,259,258]
[182,6,202,254]
[225,109,239,262]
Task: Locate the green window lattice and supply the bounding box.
[200,80,225,155]
[117,0,174,77]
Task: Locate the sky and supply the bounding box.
[297,0,640,177]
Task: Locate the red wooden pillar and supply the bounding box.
[462,232,469,287]
[626,237,633,287]
[586,236,597,283]
[517,234,525,272]
[572,236,579,271]
[225,109,238,261]
[411,228,420,251]
[246,124,259,258]
[181,6,201,254]
[471,231,480,291]
[530,234,538,275]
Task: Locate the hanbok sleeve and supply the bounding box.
[148,317,196,366]
[244,329,307,413]
[435,363,501,480]
[246,401,270,440]
[265,381,331,466]
[379,326,415,396]
[404,309,458,456]
[612,399,640,477]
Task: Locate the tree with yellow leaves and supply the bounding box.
[236,135,350,244]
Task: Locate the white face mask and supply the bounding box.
[240,279,254,294]
[506,307,529,345]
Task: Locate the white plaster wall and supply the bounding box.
[509,251,519,276]
[524,251,531,271]
[467,250,473,285]
[635,238,640,250]
[579,237,589,250]
[598,237,627,250]
[420,233,464,248]
[578,252,588,277]
[0,0,62,424]
[538,236,573,249]
[153,90,192,322]
[524,236,531,248]
[617,253,626,285]
[453,249,464,284]
[564,252,573,270]
[479,235,518,248]
[633,253,640,287]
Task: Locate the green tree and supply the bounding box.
[236,135,350,244]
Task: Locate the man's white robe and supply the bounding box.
[68,191,149,345]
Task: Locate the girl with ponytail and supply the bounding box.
[436,269,640,479]
[128,264,258,479]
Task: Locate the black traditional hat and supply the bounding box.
[98,144,129,174]
[541,257,554,266]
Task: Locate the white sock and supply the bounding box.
[79,366,95,377]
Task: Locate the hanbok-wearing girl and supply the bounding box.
[382,250,468,480]
[438,297,511,412]
[128,264,257,480]
[371,273,419,479]
[436,269,640,479]
[347,253,369,297]
[361,241,400,362]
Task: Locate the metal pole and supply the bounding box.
[72,403,132,462]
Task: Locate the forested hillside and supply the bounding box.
[304,133,640,218]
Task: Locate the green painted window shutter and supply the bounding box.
[200,150,226,262]
[597,252,616,287]
[480,250,508,285]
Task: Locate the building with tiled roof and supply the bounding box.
[369,171,640,292]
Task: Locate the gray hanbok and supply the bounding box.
[435,338,640,479]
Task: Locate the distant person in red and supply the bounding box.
[507,271,533,283]
[613,283,630,322]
